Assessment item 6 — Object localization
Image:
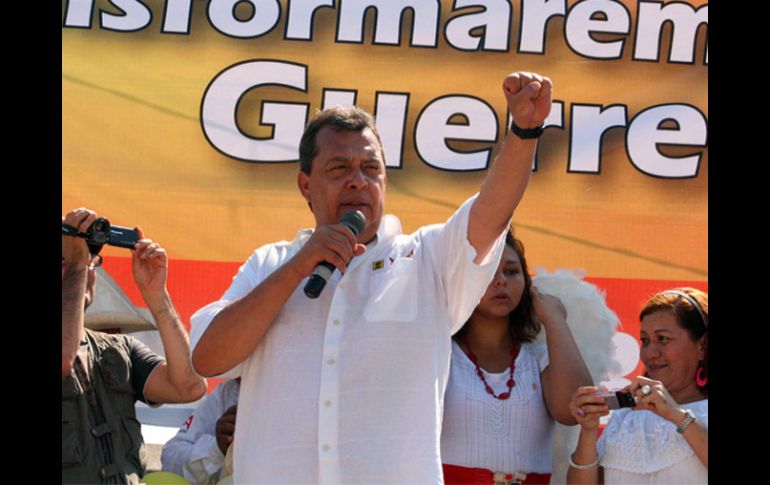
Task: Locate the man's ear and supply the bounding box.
[297,171,312,208]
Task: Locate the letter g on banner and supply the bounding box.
[201,60,309,162]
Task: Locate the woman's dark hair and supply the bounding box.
[455,229,540,344]
[640,287,708,396]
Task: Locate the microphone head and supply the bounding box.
[340,210,366,237]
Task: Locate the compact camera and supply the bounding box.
[593,390,637,409]
[62,217,139,253]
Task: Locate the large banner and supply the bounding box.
[62,0,708,386]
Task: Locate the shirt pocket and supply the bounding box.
[99,346,138,416]
[364,258,418,322]
[100,346,134,394]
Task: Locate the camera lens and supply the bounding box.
[88,218,110,245]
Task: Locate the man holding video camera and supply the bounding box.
[62,207,207,484]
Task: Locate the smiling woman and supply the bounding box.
[639,288,708,398]
[567,288,708,484]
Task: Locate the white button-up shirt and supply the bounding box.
[190,194,505,484]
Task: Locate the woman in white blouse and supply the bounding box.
[567,288,708,484]
[441,230,592,484]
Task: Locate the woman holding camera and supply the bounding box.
[440,230,592,484]
[567,288,708,484]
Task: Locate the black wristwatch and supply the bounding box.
[510,119,545,139]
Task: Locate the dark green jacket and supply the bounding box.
[62,330,148,484]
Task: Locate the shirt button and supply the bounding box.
[324,400,332,407]
[333,319,341,326]
[327,358,336,366]
[339,283,345,289]
[322,444,331,452]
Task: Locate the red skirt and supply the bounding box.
[443,463,551,485]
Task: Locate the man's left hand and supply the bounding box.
[502,71,553,129]
[131,226,168,296]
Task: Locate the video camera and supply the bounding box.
[61,217,139,255]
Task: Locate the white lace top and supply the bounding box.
[598,399,708,484]
[441,340,552,474]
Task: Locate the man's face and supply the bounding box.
[298,126,386,244]
[61,255,99,310]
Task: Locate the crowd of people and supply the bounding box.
[62,71,708,484]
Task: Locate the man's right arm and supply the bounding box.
[62,263,87,378]
[61,209,98,378]
[191,224,364,377]
[191,261,306,377]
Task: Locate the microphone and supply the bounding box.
[303,210,367,299]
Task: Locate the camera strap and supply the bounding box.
[62,223,105,256]
[61,223,85,237]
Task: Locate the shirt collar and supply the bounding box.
[294,214,404,249]
[373,214,402,246]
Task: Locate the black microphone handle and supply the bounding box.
[303,210,366,299]
[303,261,336,299]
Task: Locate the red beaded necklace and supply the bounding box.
[463,340,521,400]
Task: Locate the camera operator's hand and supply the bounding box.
[62,208,97,269]
[628,376,682,424]
[287,223,366,277]
[131,226,169,300]
[569,386,610,431]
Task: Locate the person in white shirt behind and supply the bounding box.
[441,230,592,484]
[190,71,554,484]
[567,288,708,484]
[161,379,241,484]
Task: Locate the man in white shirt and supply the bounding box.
[161,379,241,484]
[190,71,553,483]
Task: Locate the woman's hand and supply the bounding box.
[531,288,567,327]
[628,376,683,424]
[569,386,610,431]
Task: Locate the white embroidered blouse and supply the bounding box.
[441,340,553,474]
[598,399,708,484]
